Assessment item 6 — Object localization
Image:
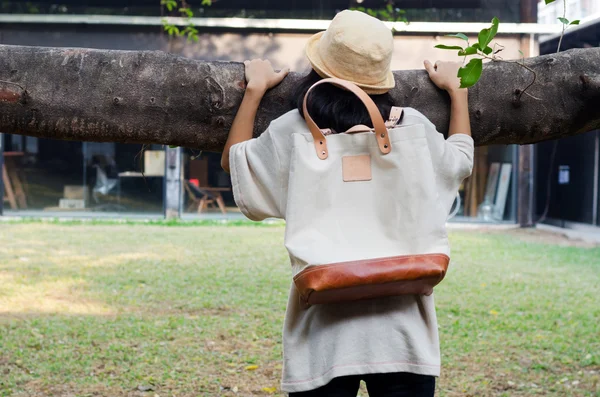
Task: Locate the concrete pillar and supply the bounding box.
[164,146,182,219]
[518,144,534,227]
[517,0,539,227]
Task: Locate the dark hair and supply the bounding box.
[292,70,394,134]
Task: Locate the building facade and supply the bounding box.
[535,11,600,230]
[0,0,557,223]
[538,0,600,25]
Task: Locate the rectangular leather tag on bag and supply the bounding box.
[342,155,372,182]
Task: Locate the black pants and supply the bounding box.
[289,372,435,397]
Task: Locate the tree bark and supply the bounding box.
[0,44,599,151]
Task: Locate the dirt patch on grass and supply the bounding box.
[196,333,282,396]
[12,382,148,397]
[440,358,600,397]
[12,380,284,397]
[154,304,235,318]
[0,277,114,318]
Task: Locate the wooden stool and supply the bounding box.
[2,152,27,210]
[2,163,17,210]
[198,190,227,215]
[184,182,230,215]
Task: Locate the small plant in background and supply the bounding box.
[354,2,408,25]
[352,0,409,31]
[544,0,579,52]
[161,0,209,152]
[161,0,211,42]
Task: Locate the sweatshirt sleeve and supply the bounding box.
[444,133,475,185]
[403,108,474,191]
[229,127,284,221]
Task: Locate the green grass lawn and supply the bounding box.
[0,223,599,397]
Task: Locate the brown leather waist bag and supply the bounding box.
[293,253,450,307]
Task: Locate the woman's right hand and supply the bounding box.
[424,60,471,138]
[244,59,289,93]
[423,60,464,94]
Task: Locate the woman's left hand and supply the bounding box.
[244,59,289,93]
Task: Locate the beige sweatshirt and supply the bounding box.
[230,108,474,393]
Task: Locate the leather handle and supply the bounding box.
[302,78,392,160]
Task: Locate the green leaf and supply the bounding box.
[458,58,483,89]
[483,46,493,55]
[446,33,469,41]
[570,19,580,25]
[201,0,212,5]
[544,0,556,4]
[167,26,181,36]
[179,7,193,17]
[478,17,499,50]
[161,0,177,12]
[558,17,570,25]
[519,49,524,57]
[163,24,175,34]
[458,46,478,56]
[386,3,393,13]
[435,44,464,51]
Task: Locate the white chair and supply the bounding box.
[92,165,118,204]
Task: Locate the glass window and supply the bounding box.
[2,134,84,215]
[1,134,163,217]
[181,150,236,219]
[84,142,164,215]
[536,131,598,225]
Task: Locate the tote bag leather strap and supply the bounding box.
[302,78,392,160]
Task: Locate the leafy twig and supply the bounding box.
[477,52,538,101]
[434,5,578,98]
[434,17,499,88]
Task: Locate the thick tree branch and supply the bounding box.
[0,45,599,151]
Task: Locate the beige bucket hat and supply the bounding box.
[305,9,395,95]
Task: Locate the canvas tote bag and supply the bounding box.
[285,78,451,308]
